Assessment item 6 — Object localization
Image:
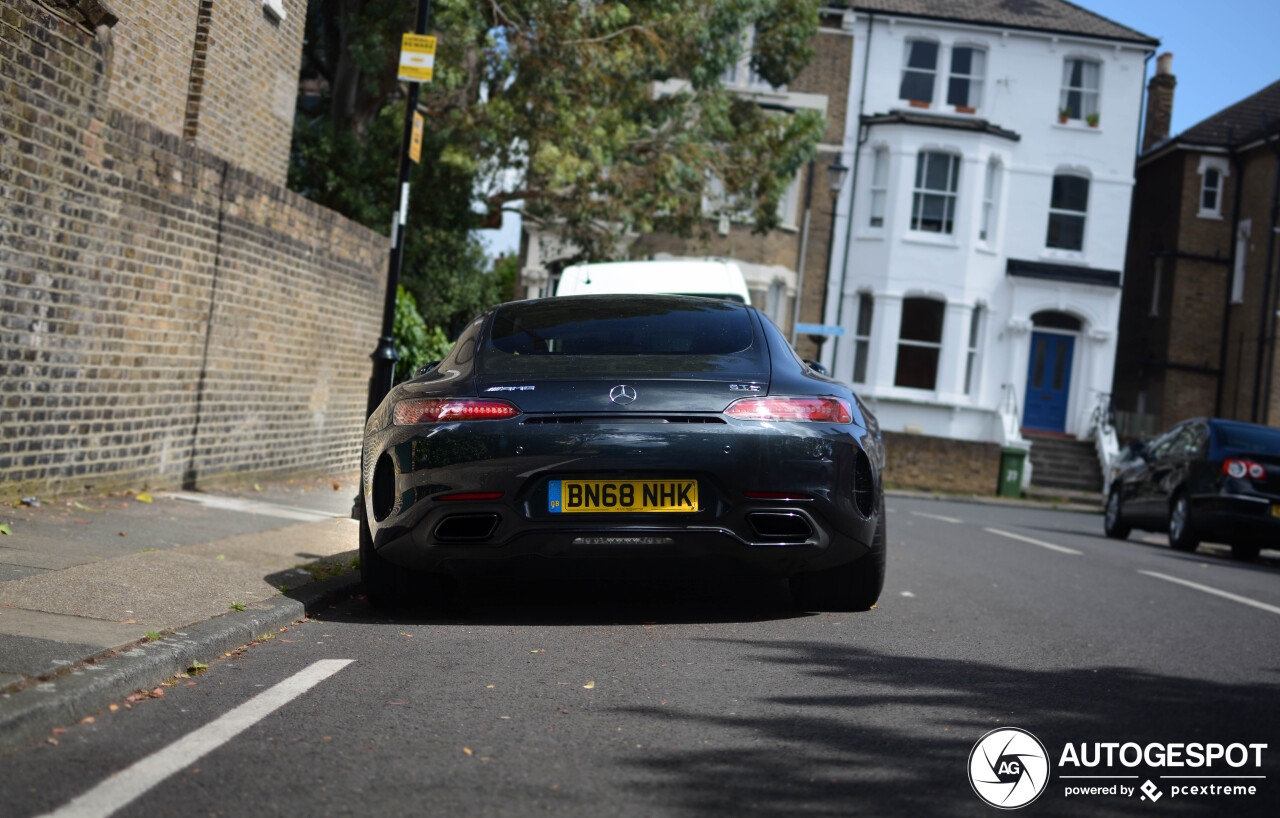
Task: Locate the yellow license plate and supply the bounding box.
[548,479,698,513]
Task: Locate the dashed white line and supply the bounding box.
[984,528,1083,555]
[1138,570,1280,616]
[38,659,355,818]
[909,511,963,524]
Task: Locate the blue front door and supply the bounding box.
[1023,332,1074,432]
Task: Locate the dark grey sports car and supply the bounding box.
[359,295,886,611]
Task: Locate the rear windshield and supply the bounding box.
[481,296,760,377]
[1214,422,1280,453]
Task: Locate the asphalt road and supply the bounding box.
[2,497,1277,817]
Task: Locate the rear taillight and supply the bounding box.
[1223,458,1267,479]
[394,398,520,425]
[725,396,853,423]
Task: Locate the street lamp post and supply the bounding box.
[366,0,432,421]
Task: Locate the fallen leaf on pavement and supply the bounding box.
[463,747,473,756]
[583,681,595,689]
[136,493,153,503]
[118,532,127,537]
[108,704,119,712]
[52,727,66,734]
[332,482,341,491]
[80,717,95,724]
[0,524,10,536]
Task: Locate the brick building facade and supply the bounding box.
[1113,64,1280,435]
[105,0,304,184]
[1,0,387,500]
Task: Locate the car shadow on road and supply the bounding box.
[337,573,814,626]
[614,639,1280,817]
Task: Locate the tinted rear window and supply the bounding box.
[1214,422,1280,453]
[481,296,760,377]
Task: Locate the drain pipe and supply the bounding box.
[1262,125,1280,423]
[1215,127,1244,417]
[791,159,816,347]
[1250,118,1280,423]
[827,11,874,375]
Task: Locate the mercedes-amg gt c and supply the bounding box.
[360,295,885,611]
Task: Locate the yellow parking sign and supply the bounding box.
[397,34,436,83]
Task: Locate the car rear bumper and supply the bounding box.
[363,417,881,578]
[1192,493,1280,544]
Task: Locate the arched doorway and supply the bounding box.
[1023,311,1082,432]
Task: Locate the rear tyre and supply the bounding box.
[359,501,453,611]
[359,501,399,610]
[1231,543,1261,562]
[1167,491,1199,553]
[1103,489,1131,540]
[790,498,886,612]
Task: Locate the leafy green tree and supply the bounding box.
[293,0,824,261]
[392,286,453,383]
[291,71,499,333]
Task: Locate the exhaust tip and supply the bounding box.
[433,513,500,542]
[746,512,814,543]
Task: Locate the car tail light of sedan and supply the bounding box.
[725,396,853,423]
[1223,458,1267,479]
[394,398,520,425]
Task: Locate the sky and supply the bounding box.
[479,0,1280,258]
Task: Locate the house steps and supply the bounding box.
[1025,433,1104,497]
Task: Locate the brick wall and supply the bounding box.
[1,1,386,500]
[880,431,1001,495]
[106,0,303,184]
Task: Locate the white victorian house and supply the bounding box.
[821,1,1157,447]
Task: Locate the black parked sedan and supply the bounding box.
[360,295,886,611]
[1104,417,1280,560]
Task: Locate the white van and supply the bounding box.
[554,259,752,304]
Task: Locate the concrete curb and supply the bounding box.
[0,573,361,755]
[886,488,1101,514]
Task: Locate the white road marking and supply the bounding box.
[167,492,347,522]
[1139,571,1280,616]
[909,511,963,524]
[984,528,1083,555]
[38,659,354,818]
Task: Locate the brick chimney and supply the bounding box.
[1142,52,1176,152]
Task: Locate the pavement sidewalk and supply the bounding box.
[0,474,363,753]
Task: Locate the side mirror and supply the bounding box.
[804,360,829,376]
[1128,440,1149,460]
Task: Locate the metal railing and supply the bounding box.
[1089,391,1122,496]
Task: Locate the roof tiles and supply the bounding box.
[848,0,1157,45]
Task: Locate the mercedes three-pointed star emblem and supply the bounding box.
[609,384,638,405]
